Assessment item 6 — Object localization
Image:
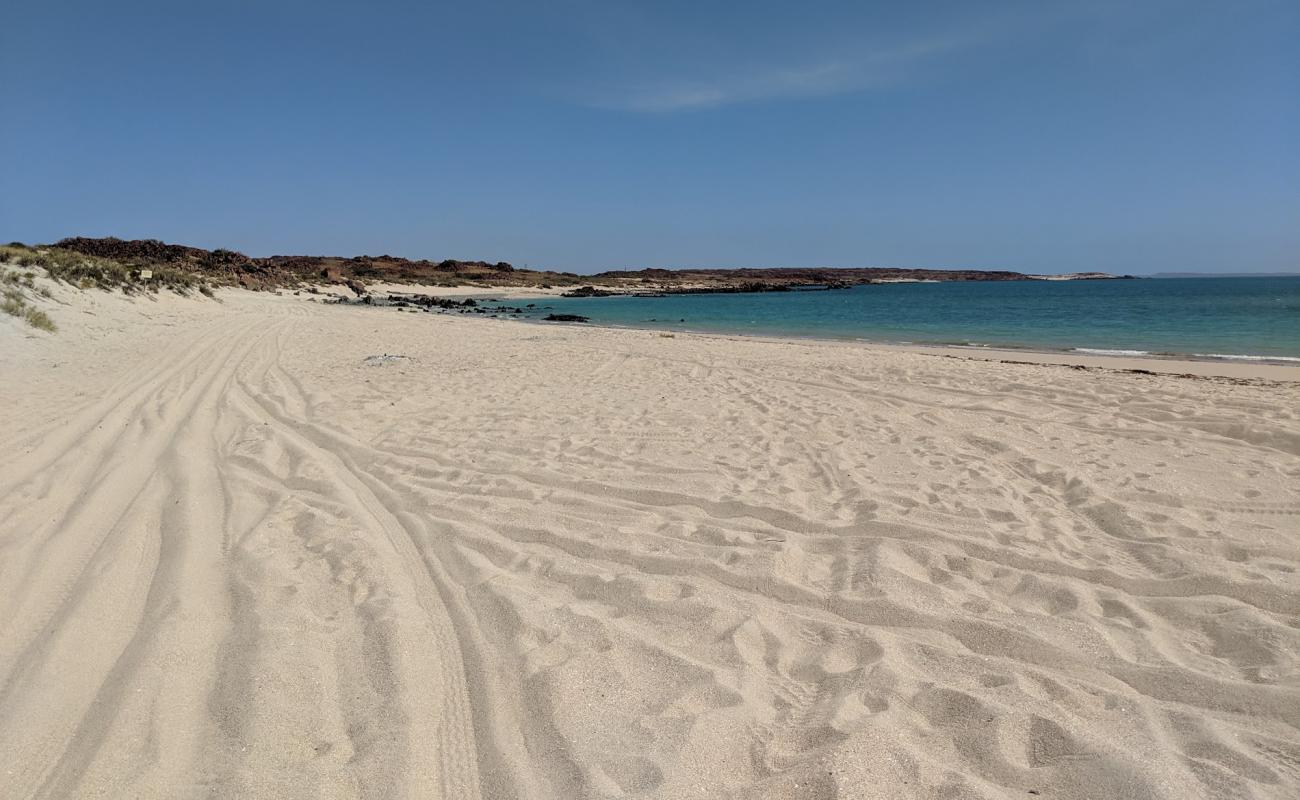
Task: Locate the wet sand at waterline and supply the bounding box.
[2,286,1298,799]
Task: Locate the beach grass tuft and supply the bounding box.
[1,281,57,332]
[23,306,57,331]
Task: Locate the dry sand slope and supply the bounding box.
[1,290,1298,800]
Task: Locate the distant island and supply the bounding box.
[1147,271,1300,278]
[41,237,1134,294]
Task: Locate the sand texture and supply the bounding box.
[2,288,1298,799]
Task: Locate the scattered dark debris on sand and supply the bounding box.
[543,313,590,323]
[928,354,1287,386]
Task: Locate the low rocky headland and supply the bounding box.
[25,237,1134,296]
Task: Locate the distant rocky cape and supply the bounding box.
[1148,271,1300,278]
[48,237,1132,292]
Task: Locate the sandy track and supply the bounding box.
[1,303,485,799]
[1,290,1298,799]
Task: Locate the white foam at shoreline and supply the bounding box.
[1073,348,1151,356]
[1073,348,1300,363]
[1194,353,1300,362]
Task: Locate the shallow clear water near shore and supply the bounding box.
[514,276,1300,361]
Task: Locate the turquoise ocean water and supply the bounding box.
[511,277,1300,361]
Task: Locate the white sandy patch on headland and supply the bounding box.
[2,287,1297,799]
[309,280,574,300]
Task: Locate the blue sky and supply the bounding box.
[2,1,1296,274]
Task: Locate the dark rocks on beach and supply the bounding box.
[330,292,541,318]
[543,313,590,323]
[390,293,478,310]
[562,285,617,297]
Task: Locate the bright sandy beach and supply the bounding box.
[2,285,1298,799]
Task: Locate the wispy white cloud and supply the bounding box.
[581,29,990,113]
[541,1,1110,114]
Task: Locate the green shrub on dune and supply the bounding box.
[0,243,223,334]
[0,244,210,295]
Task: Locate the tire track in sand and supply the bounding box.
[0,309,495,799]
